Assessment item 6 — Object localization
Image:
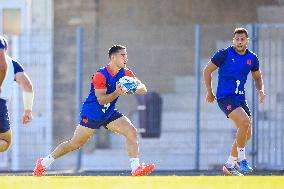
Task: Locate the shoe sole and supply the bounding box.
[222,166,243,176]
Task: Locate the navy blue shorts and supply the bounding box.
[0,99,10,133]
[217,97,251,118]
[79,111,123,129]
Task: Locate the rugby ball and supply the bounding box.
[118,76,137,94]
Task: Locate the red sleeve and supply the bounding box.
[92,72,107,89]
[125,68,136,78]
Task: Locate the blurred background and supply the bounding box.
[0,0,284,172]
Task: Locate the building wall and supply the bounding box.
[53,0,279,144]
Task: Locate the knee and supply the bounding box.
[247,126,252,139]
[125,125,138,142]
[239,118,251,130]
[69,138,87,150]
[0,140,11,152]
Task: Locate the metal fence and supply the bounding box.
[1,23,284,172]
[252,24,284,169]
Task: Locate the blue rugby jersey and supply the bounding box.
[211,46,259,101]
[80,66,132,121]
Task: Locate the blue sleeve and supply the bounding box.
[0,37,5,49]
[211,49,228,67]
[251,55,259,72]
[12,60,24,74]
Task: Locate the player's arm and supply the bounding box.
[15,72,34,124]
[251,56,265,104]
[96,83,125,105]
[93,72,125,105]
[134,79,147,95]
[0,48,8,90]
[203,62,218,103]
[251,70,265,104]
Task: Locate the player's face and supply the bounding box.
[233,33,249,54]
[114,49,128,68]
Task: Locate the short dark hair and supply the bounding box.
[0,36,8,50]
[234,28,248,38]
[108,45,126,59]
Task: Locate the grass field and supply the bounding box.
[1,176,284,189]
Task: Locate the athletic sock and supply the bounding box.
[237,147,246,161]
[226,156,237,168]
[130,158,140,172]
[41,154,55,168]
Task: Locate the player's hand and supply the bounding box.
[258,90,265,104]
[115,82,127,96]
[22,109,32,125]
[205,91,216,103]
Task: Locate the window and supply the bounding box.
[3,8,21,35]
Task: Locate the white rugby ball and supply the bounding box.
[118,76,137,94]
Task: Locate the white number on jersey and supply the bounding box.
[102,103,110,113]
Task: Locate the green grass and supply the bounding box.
[1,176,284,189]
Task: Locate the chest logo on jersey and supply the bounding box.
[246,59,252,65]
[232,58,235,62]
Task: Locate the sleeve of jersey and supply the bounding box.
[251,56,260,72]
[92,72,107,89]
[211,49,228,67]
[12,60,24,74]
[0,37,5,49]
[125,69,136,78]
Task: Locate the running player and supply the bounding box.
[203,28,265,176]
[0,36,34,152]
[33,45,155,177]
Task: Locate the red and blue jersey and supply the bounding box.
[211,46,259,101]
[80,65,135,121]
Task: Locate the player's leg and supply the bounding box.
[229,107,253,173]
[106,115,154,176]
[0,129,12,152]
[51,125,94,159]
[33,125,94,176]
[218,99,244,176]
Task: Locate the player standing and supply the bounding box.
[203,28,265,176]
[33,45,155,176]
[0,36,34,152]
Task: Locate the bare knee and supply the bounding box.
[239,117,251,130]
[0,139,11,152]
[246,125,252,140]
[124,125,138,142]
[69,137,88,150]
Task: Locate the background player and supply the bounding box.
[0,36,34,152]
[33,45,155,177]
[203,28,265,176]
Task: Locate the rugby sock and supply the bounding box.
[226,156,237,168]
[237,147,246,161]
[42,154,55,168]
[130,158,140,172]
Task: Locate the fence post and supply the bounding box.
[195,24,201,170]
[251,24,259,167]
[76,27,84,171]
